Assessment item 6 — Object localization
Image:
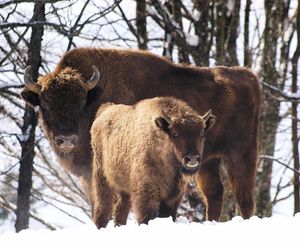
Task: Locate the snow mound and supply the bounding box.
[1,215,300,250]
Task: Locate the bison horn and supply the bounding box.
[85,66,100,90]
[202,109,212,122]
[162,110,171,124]
[24,66,41,95]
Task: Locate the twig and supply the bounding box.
[260,155,300,175]
[261,81,300,102]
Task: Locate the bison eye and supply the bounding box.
[172,132,179,139]
[41,105,49,113]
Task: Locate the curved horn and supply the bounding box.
[24,66,41,95]
[202,109,212,122]
[162,110,171,124]
[85,66,100,90]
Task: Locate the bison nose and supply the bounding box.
[185,153,200,162]
[55,135,78,149]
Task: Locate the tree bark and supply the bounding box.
[15,2,45,232]
[172,0,190,63]
[225,0,240,66]
[256,0,285,217]
[191,0,212,66]
[215,0,225,65]
[291,1,300,214]
[136,0,148,50]
[244,0,251,67]
[215,0,240,66]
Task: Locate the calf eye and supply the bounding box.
[172,132,179,139]
[200,130,205,136]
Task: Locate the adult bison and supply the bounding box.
[91,97,216,228]
[21,47,260,221]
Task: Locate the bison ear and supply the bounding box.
[86,86,101,107]
[20,88,40,108]
[155,117,170,132]
[204,114,216,132]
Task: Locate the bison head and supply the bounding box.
[155,110,216,174]
[21,66,100,155]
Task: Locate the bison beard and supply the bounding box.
[21,47,260,223]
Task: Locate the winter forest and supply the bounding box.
[0,0,300,235]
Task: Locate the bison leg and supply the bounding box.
[226,152,257,219]
[81,173,93,205]
[113,192,131,226]
[92,167,114,229]
[195,158,224,221]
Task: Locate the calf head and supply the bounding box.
[155,109,216,174]
[21,66,100,155]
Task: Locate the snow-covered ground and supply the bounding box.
[1,215,299,250]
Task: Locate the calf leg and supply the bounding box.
[159,193,183,221]
[92,161,114,229]
[113,192,131,226]
[195,159,224,221]
[132,184,160,225]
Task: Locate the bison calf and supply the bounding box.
[91,97,216,228]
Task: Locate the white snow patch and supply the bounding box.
[185,33,199,46]
[287,91,300,99]
[192,10,201,22]
[226,0,235,13]
[146,5,156,16]
[1,215,300,250]
[16,125,32,142]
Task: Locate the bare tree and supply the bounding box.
[15,2,44,232]
[291,1,300,214]
[257,0,293,217]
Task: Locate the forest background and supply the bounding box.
[0,0,299,232]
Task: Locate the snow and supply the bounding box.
[287,91,300,99]
[1,215,300,250]
[185,33,199,46]
[226,0,235,14]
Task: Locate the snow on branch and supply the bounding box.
[262,81,300,101]
[0,0,62,9]
[260,155,300,175]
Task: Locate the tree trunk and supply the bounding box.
[172,0,190,63]
[136,0,148,50]
[215,0,240,66]
[215,0,226,65]
[15,2,45,232]
[191,0,212,66]
[225,0,240,66]
[256,0,283,217]
[244,0,252,67]
[291,1,300,214]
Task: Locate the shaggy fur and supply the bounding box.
[91,97,215,228]
[21,47,260,220]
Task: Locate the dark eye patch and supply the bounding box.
[172,132,179,139]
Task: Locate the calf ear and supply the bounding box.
[155,117,170,132]
[204,114,216,132]
[20,88,40,108]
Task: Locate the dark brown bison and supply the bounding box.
[21,47,260,221]
[91,97,216,228]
